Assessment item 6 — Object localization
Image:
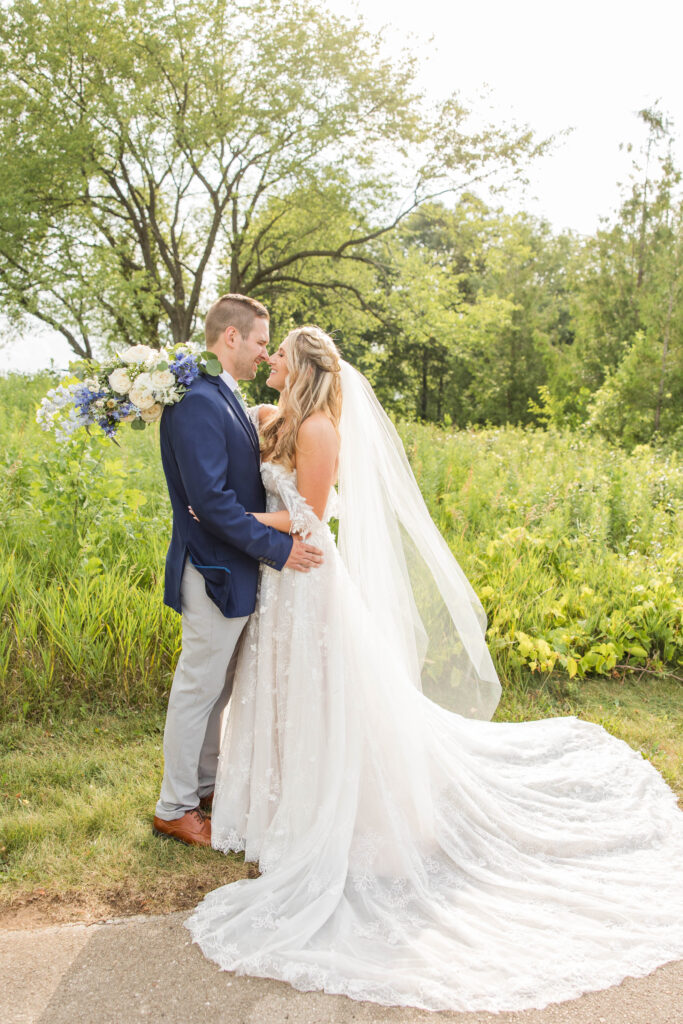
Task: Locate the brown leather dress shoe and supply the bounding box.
[152,808,211,847]
[199,791,214,814]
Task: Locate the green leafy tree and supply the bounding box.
[587,204,683,446]
[580,108,683,444]
[0,0,541,358]
[365,199,573,426]
[472,212,573,425]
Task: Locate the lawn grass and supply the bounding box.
[1,672,680,928]
[0,708,256,928]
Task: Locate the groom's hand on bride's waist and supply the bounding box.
[187,505,322,572]
[285,536,323,572]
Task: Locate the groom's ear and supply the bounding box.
[222,325,242,350]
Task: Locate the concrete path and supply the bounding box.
[1,912,681,1024]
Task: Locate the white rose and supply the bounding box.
[140,402,163,423]
[121,344,155,365]
[128,384,156,410]
[134,372,153,389]
[151,369,175,390]
[108,368,132,394]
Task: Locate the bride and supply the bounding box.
[186,326,683,1012]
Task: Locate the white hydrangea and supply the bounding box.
[36,383,89,443]
[54,408,89,443]
[108,368,132,394]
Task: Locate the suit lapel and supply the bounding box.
[214,376,261,456]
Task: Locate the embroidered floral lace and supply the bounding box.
[186,448,683,1013]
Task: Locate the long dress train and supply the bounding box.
[186,459,683,1013]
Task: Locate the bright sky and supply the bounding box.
[4,0,681,372]
[332,0,683,234]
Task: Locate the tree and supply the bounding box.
[471,212,573,425]
[359,198,572,427]
[572,107,683,444]
[0,0,542,358]
[586,200,683,446]
[565,109,678,392]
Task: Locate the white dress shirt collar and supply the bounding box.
[219,369,239,392]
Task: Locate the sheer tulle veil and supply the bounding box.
[337,360,501,720]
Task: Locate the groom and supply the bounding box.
[153,294,323,846]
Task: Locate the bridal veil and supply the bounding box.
[337,360,501,719]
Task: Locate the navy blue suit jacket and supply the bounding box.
[160,373,293,618]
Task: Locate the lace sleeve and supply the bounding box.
[272,466,321,537]
[246,404,261,430]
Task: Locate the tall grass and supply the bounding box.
[0,374,681,721]
[401,421,682,684]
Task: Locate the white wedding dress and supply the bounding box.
[186,379,683,1012]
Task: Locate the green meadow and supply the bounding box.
[0,373,681,920]
[1,373,681,720]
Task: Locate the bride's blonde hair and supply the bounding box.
[260,326,342,469]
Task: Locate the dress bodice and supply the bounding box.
[260,460,339,538]
[245,404,338,537]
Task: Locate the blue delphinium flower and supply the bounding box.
[98,417,118,439]
[169,354,199,386]
[111,401,135,422]
[73,384,106,419]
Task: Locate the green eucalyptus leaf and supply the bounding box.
[131,418,146,430]
[205,359,222,377]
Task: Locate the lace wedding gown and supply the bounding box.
[186,456,683,1012]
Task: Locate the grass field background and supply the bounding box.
[0,372,681,922]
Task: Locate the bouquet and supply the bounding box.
[37,342,222,442]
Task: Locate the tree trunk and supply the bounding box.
[230,245,242,294]
[169,309,185,347]
[654,283,675,433]
[420,352,429,420]
[636,131,654,290]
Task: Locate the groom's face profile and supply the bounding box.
[221,316,270,381]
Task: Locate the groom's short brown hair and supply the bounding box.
[205,294,269,347]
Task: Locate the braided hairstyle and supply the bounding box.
[260,326,342,469]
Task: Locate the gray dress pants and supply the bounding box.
[155,560,248,820]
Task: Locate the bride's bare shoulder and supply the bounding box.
[296,412,339,454]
